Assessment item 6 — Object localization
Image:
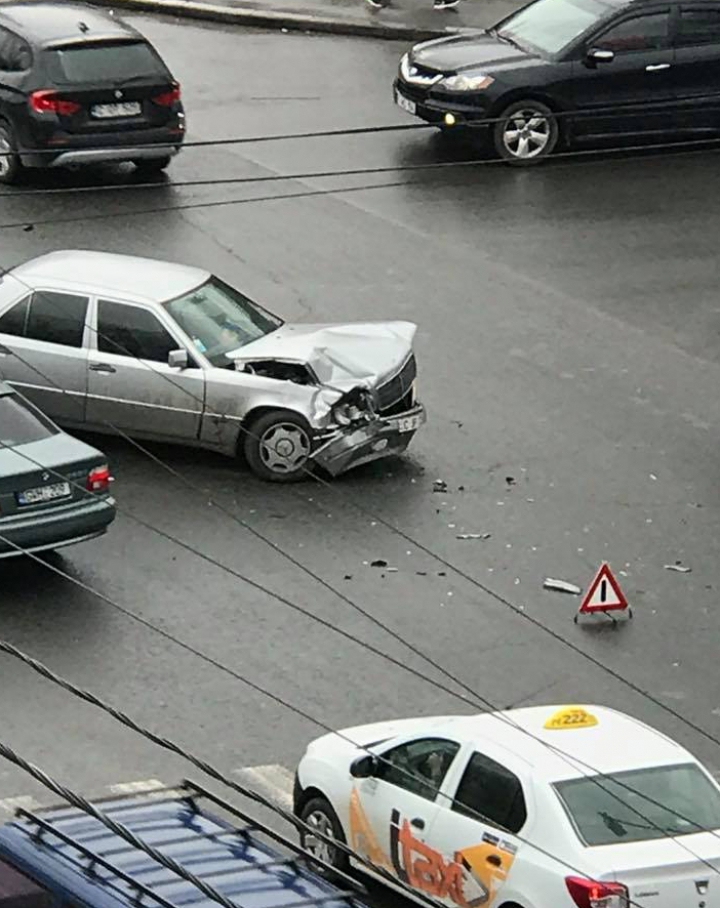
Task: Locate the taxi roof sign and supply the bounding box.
[544,706,599,730]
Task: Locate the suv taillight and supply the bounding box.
[566,877,629,908]
[87,464,112,493]
[30,90,81,116]
[153,82,181,106]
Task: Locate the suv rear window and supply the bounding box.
[0,393,58,447]
[554,763,720,846]
[45,40,167,84]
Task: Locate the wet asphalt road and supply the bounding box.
[2,12,720,855]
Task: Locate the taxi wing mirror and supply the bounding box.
[168,349,189,369]
[350,755,378,778]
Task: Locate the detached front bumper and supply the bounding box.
[312,403,426,477]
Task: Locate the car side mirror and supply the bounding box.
[350,755,378,779]
[168,349,189,369]
[586,47,615,64]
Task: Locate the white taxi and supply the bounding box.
[293,704,720,908]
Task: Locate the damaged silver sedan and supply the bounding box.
[0,251,425,482]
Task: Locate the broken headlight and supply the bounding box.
[332,389,376,426]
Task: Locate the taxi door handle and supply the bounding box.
[486,854,502,867]
[410,817,425,830]
[646,63,670,71]
[89,362,116,374]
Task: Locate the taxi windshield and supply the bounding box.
[554,763,720,846]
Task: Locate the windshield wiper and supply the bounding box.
[494,31,524,50]
[599,811,683,837]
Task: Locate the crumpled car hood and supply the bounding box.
[228,320,417,390]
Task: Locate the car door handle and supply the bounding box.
[646,63,670,71]
[410,817,425,830]
[89,362,116,374]
[486,854,502,867]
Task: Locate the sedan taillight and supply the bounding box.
[30,90,81,116]
[566,877,628,908]
[87,464,112,493]
[153,82,181,106]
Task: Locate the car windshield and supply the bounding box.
[164,277,283,367]
[0,393,58,447]
[495,0,622,55]
[554,763,720,846]
[45,41,167,85]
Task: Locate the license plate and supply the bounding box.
[390,413,423,434]
[91,102,142,119]
[395,90,416,115]
[17,482,71,505]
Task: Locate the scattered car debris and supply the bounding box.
[416,571,427,576]
[437,571,447,577]
[371,559,388,568]
[456,533,491,540]
[458,485,465,491]
[344,574,352,580]
[433,479,448,493]
[664,562,692,573]
[506,476,516,486]
[543,578,582,595]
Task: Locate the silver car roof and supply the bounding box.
[8,250,210,306]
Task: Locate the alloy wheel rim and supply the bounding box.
[303,810,336,865]
[503,109,551,159]
[0,136,11,177]
[259,422,311,473]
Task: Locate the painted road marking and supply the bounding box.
[0,765,295,819]
[233,763,294,811]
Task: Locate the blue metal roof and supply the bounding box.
[0,791,359,908]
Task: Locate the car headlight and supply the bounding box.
[439,73,494,92]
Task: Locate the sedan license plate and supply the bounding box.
[390,413,423,434]
[91,102,142,119]
[395,90,416,115]
[17,482,71,506]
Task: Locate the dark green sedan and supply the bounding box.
[0,382,116,558]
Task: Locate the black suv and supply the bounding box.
[394,0,720,164]
[0,2,185,183]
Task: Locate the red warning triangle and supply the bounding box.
[579,563,628,614]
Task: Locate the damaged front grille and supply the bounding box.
[377,354,417,413]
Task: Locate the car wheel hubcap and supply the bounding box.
[303,810,336,865]
[0,136,11,177]
[259,423,311,473]
[503,110,551,159]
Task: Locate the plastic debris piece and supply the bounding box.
[433,479,448,493]
[437,571,447,577]
[543,578,582,595]
[344,575,352,580]
[387,567,399,573]
[506,476,516,486]
[456,533,491,540]
[416,571,427,576]
[664,563,692,573]
[458,485,465,491]
[371,559,388,568]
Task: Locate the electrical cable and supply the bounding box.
[0,566,653,908]
[2,264,719,762]
[0,134,719,199]
[0,739,366,908]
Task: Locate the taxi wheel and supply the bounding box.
[300,797,349,873]
[243,410,313,482]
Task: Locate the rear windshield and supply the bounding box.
[554,763,720,846]
[45,41,168,85]
[0,393,58,447]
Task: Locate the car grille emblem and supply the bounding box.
[114,89,123,99]
[696,881,709,895]
[41,472,50,482]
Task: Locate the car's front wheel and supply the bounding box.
[243,409,313,482]
[0,122,22,185]
[299,796,349,873]
[493,99,558,165]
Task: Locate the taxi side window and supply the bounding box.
[452,751,527,833]
[377,737,460,801]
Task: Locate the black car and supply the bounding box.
[394,0,720,164]
[0,381,116,558]
[0,2,185,183]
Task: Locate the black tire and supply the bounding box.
[134,156,172,175]
[0,122,21,185]
[299,796,349,873]
[243,409,313,483]
[493,99,558,166]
